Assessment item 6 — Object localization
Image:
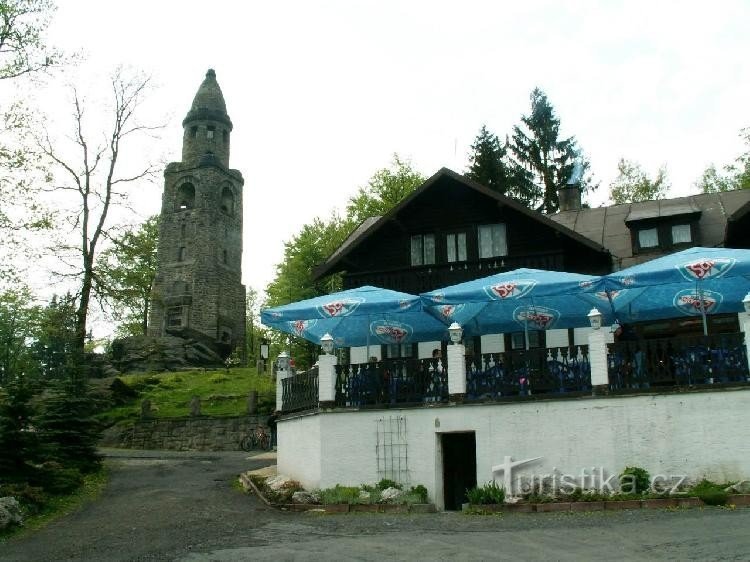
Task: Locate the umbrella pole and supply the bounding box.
[524,306,530,351]
[698,282,708,337]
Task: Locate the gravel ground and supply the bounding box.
[3,449,750,561]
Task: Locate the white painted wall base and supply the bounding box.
[278,387,750,509]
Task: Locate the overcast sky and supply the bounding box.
[33,0,750,298]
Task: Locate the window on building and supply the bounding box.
[222,130,228,143]
[176,183,195,211]
[220,186,234,215]
[410,234,435,266]
[511,330,542,350]
[190,126,197,138]
[478,223,508,258]
[206,126,215,139]
[178,247,187,262]
[166,306,183,329]
[385,343,413,358]
[671,224,692,244]
[222,249,228,265]
[446,232,467,263]
[180,223,186,238]
[638,228,658,249]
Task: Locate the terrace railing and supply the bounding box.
[334,357,448,407]
[607,332,749,390]
[281,371,319,412]
[466,345,591,400]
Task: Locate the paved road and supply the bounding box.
[3,450,750,561]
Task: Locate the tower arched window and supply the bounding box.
[176,183,195,211]
[221,186,234,215]
[178,247,187,262]
[190,126,198,138]
[222,249,228,265]
[206,125,215,139]
[222,130,228,143]
[180,223,187,238]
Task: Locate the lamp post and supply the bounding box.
[448,322,464,344]
[321,333,334,355]
[587,308,603,330]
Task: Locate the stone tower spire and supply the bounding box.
[181,68,233,168]
[148,69,246,359]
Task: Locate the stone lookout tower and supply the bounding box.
[148,69,246,355]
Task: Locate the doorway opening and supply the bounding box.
[441,432,477,511]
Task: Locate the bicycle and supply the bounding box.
[240,426,271,451]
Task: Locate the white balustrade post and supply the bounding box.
[587,327,609,394]
[318,353,338,407]
[740,312,750,381]
[275,352,290,412]
[447,343,467,401]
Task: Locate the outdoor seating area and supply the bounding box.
[264,247,750,413]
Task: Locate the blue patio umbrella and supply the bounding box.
[260,286,450,348]
[419,268,609,347]
[596,247,750,335]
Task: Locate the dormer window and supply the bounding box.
[671,224,692,244]
[638,228,658,249]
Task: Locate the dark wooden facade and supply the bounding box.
[314,169,612,294]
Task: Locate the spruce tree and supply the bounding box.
[0,375,40,482]
[511,88,594,213]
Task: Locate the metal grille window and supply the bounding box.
[166,306,183,328]
[410,234,435,266]
[638,228,658,248]
[376,416,409,485]
[446,232,467,263]
[672,224,692,244]
[478,223,508,258]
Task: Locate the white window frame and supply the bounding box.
[478,223,508,259]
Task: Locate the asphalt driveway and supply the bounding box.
[3,449,750,561]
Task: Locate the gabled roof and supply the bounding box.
[550,189,750,269]
[313,168,609,280]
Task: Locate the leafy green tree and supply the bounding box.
[511,88,594,213]
[0,374,40,481]
[697,127,750,193]
[609,158,670,204]
[0,0,61,81]
[35,376,101,473]
[96,215,158,337]
[346,154,424,223]
[0,286,41,384]
[30,293,76,380]
[466,125,538,205]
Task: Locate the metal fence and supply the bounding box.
[281,371,319,412]
[607,332,748,390]
[467,345,591,399]
[334,357,448,407]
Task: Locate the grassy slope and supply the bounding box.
[99,367,275,425]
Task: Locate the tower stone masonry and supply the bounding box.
[148,69,246,356]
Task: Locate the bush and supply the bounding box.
[377,478,401,491]
[109,378,138,405]
[619,466,651,494]
[29,462,84,494]
[0,483,47,514]
[691,479,729,506]
[466,480,506,505]
[409,484,428,504]
[319,485,361,505]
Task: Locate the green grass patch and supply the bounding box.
[0,467,109,544]
[98,367,274,424]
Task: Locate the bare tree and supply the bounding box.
[37,68,160,354]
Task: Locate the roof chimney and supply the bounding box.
[559,160,583,212]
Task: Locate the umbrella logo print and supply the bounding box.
[438,304,464,319]
[673,289,722,316]
[290,319,317,336]
[317,297,364,318]
[679,258,735,281]
[514,306,559,329]
[370,320,413,344]
[485,279,536,300]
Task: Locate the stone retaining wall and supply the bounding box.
[105,415,269,451]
